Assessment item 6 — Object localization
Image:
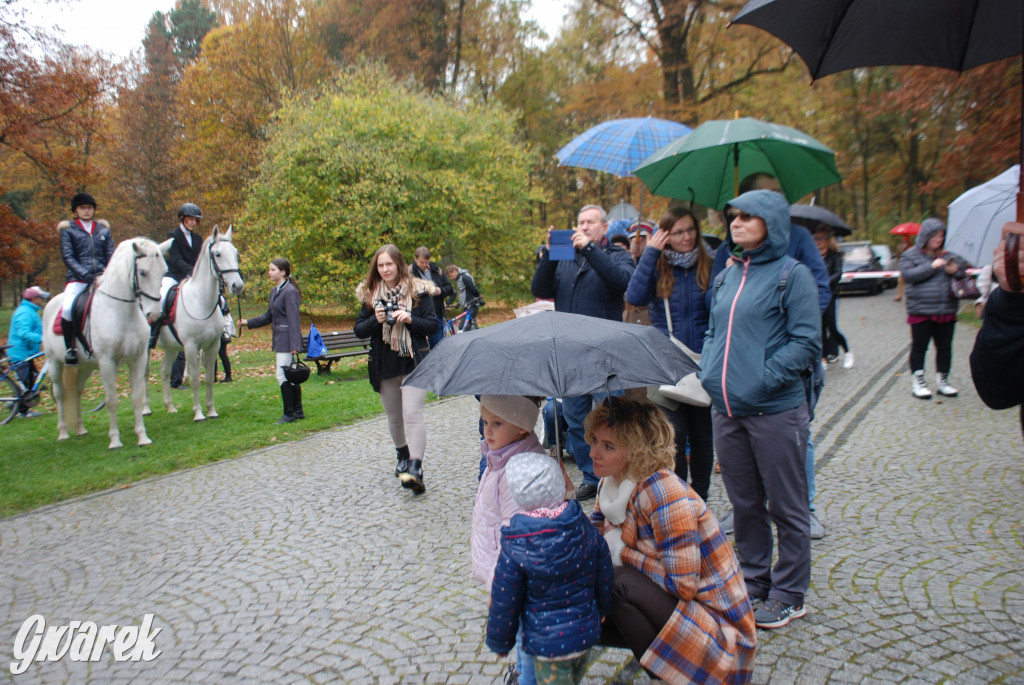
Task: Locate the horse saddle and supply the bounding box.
[52,287,94,335]
[148,284,182,349]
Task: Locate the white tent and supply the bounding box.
[946,165,1019,266]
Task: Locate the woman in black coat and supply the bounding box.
[354,244,438,494]
[241,258,304,423]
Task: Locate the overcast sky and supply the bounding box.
[22,0,570,60]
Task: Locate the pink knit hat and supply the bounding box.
[480,395,540,433]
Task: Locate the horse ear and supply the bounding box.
[132,240,141,255]
[224,225,233,241]
[158,239,173,255]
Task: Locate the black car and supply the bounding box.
[837,241,885,295]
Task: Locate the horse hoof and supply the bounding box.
[143,410,152,417]
[108,442,123,450]
[58,433,70,441]
[166,406,178,414]
[76,429,88,437]
[194,417,206,423]
[138,438,152,447]
[207,413,219,420]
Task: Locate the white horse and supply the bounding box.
[150,225,244,422]
[41,238,167,449]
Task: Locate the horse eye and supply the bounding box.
[139,270,147,277]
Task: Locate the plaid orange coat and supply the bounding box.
[594,468,756,684]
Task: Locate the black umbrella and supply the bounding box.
[790,204,853,237]
[730,0,1023,287]
[402,311,698,398]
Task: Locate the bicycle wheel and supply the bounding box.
[0,374,21,425]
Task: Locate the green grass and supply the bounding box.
[0,345,390,518]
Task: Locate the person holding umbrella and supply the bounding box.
[531,205,636,500]
[354,244,437,494]
[701,189,821,629]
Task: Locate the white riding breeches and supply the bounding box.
[160,276,179,310]
[62,282,89,320]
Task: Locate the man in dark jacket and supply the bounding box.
[410,246,453,349]
[58,193,115,365]
[155,203,204,388]
[531,204,635,499]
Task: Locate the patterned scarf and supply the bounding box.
[373,281,415,357]
[663,249,699,270]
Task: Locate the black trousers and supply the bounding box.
[821,296,849,358]
[214,337,231,378]
[15,360,37,415]
[599,565,676,675]
[909,320,956,374]
[659,402,714,501]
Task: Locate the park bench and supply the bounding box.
[300,329,370,375]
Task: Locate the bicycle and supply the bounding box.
[443,297,484,336]
[0,350,50,425]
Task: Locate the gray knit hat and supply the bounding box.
[505,452,564,512]
[480,395,540,433]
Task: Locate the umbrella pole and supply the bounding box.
[733,145,740,198]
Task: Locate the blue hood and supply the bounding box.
[723,190,792,263]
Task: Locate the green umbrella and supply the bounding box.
[634,117,842,210]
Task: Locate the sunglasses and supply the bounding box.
[725,210,756,222]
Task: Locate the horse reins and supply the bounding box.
[179,239,242,321]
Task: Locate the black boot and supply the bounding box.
[400,459,425,494]
[292,383,305,419]
[276,382,296,424]
[148,323,161,350]
[62,323,79,366]
[394,444,410,478]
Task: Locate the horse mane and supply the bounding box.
[97,237,159,295]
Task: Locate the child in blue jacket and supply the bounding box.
[486,452,614,683]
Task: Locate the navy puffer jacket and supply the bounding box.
[486,500,614,658]
[60,219,115,283]
[625,245,714,353]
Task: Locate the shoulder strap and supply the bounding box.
[777,256,800,311]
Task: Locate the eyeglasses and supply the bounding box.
[669,227,698,238]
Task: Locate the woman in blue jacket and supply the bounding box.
[700,190,820,630]
[625,206,716,501]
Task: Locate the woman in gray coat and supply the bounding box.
[241,258,304,423]
[899,218,969,399]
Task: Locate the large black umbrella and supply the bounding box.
[402,311,697,398]
[790,204,853,237]
[730,0,1024,287]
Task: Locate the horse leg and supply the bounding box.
[186,344,205,422]
[53,361,70,441]
[73,366,90,436]
[129,352,152,446]
[204,344,218,419]
[142,349,152,416]
[162,350,177,413]
[99,359,123,449]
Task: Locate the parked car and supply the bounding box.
[838,241,885,295]
[871,243,899,288]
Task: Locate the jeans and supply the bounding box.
[562,395,598,486]
[806,434,816,511]
[516,627,536,685]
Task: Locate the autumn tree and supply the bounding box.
[238,63,539,309]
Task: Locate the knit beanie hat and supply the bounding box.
[479,395,540,433]
[505,452,565,511]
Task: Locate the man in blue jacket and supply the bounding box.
[8,287,50,418]
[712,172,831,540]
[531,205,635,499]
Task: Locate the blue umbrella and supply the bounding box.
[555,117,692,178]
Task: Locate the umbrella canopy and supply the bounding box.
[790,204,852,236]
[889,222,921,236]
[402,311,698,398]
[555,117,693,178]
[946,165,1020,266]
[633,117,842,210]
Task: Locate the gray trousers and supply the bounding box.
[713,404,811,606]
[379,376,427,461]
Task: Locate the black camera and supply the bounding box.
[378,299,401,326]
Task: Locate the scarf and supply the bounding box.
[663,249,699,270]
[373,281,415,357]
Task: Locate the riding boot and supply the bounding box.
[400,459,425,494]
[394,444,410,478]
[148,323,161,350]
[63,322,79,366]
[292,383,305,419]
[276,382,296,424]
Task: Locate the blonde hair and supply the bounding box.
[584,398,675,482]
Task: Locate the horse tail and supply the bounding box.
[61,365,81,428]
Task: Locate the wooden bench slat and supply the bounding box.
[300,328,370,375]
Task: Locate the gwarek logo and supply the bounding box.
[10,614,161,675]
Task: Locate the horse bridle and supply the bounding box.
[179,238,242,321]
[96,249,162,306]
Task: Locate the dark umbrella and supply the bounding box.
[402,311,698,398]
[790,204,853,236]
[730,0,1023,287]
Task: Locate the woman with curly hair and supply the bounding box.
[587,397,756,685]
[354,244,438,493]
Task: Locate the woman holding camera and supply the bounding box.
[354,244,438,494]
[241,258,304,423]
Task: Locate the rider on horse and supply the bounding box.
[151,203,204,388]
[59,193,115,366]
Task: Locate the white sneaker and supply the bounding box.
[936,373,959,397]
[912,370,933,400]
[843,351,854,369]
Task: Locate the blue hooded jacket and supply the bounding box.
[700,190,821,417]
[8,298,44,362]
[486,500,614,659]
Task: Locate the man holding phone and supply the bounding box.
[971,222,1024,437]
[531,204,635,499]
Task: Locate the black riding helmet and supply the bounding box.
[71,193,97,211]
[177,203,203,219]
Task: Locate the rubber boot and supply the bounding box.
[395,444,410,478]
[63,323,79,366]
[292,383,305,419]
[912,370,932,400]
[935,373,959,397]
[276,382,296,423]
[400,459,425,494]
